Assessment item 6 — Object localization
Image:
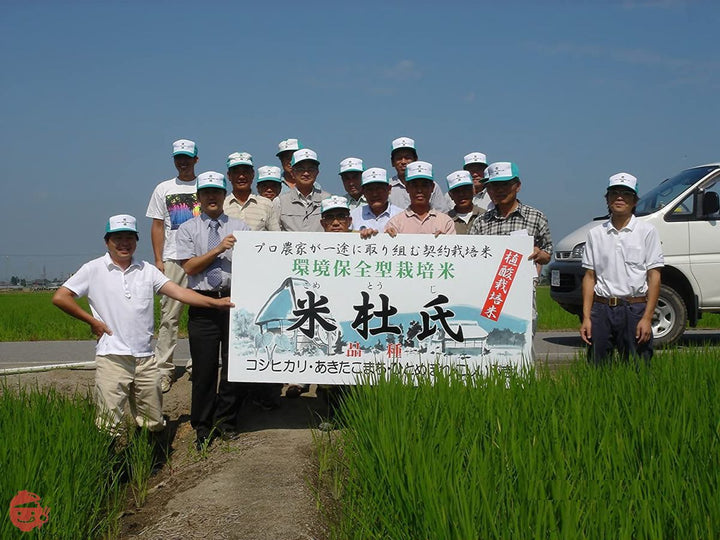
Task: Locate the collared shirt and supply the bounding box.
[468,200,553,254]
[344,192,366,210]
[274,186,331,232]
[385,208,456,235]
[350,203,403,231]
[62,253,170,357]
[582,215,664,297]
[145,176,198,260]
[389,175,449,213]
[224,192,280,231]
[176,212,250,291]
[448,205,485,235]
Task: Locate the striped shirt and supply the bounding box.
[224,193,280,231]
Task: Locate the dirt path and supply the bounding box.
[2,369,329,540]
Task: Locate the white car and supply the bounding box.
[548,164,720,345]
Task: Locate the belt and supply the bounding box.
[594,294,647,307]
[195,288,231,298]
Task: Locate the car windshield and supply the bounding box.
[635,166,718,216]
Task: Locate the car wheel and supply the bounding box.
[652,285,687,346]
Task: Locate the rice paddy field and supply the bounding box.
[0,291,188,341]
[0,385,158,539]
[320,349,720,539]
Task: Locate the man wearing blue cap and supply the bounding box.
[52,214,234,435]
[446,170,485,234]
[176,172,251,450]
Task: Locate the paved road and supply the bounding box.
[2,331,719,373]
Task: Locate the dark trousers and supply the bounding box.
[188,305,246,439]
[588,302,653,366]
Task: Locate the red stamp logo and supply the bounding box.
[8,490,50,532]
[481,249,522,321]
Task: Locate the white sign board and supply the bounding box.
[229,232,534,384]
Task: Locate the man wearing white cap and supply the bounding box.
[52,214,234,435]
[385,161,455,236]
[274,148,331,232]
[469,162,552,343]
[146,138,200,392]
[338,157,366,210]
[176,172,251,450]
[320,195,353,233]
[276,138,303,192]
[464,152,493,210]
[446,170,485,234]
[350,167,402,238]
[256,165,283,201]
[224,152,280,231]
[388,136,448,212]
[580,173,663,366]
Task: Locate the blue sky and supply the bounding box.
[1,0,718,280]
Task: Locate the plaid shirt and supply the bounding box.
[468,200,553,253]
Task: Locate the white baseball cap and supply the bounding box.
[197,171,227,191]
[485,162,520,183]
[226,152,253,169]
[608,172,638,193]
[321,196,350,214]
[339,157,364,174]
[463,152,487,167]
[172,139,197,157]
[106,214,137,234]
[391,136,416,154]
[361,167,389,186]
[276,138,303,156]
[257,166,282,183]
[447,170,473,191]
[291,148,319,166]
[405,161,433,182]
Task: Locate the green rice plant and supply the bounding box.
[0,384,124,539]
[328,348,720,539]
[124,426,156,508]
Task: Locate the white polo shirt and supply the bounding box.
[62,253,170,356]
[581,215,664,298]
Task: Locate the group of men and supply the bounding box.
[52,135,663,450]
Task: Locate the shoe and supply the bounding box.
[161,375,174,394]
[285,384,306,399]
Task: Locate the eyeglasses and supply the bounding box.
[322,213,350,221]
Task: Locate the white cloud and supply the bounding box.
[383,60,422,81]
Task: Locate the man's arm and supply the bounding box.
[181,234,236,276]
[636,268,661,344]
[159,281,234,309]
[580,269,596,345]
[52,286,112,339]
[150,218,165,272]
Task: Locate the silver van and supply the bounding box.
[548,164,720,345]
